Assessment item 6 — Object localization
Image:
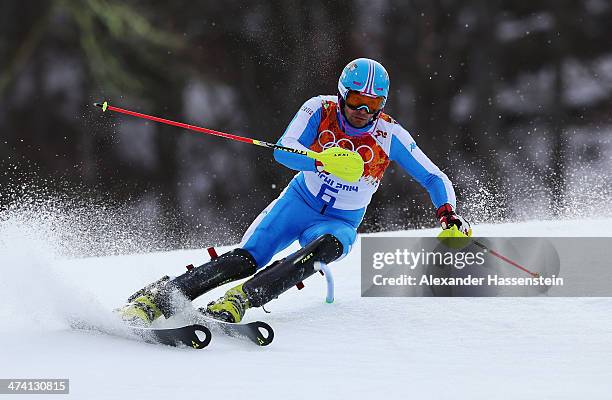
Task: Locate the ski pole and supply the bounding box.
[94,101,365,182]
[94,101,308,157]
[472,240,540,278]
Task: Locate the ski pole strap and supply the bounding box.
[314,261,335,303]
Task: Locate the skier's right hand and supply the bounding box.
[312,147,364,183]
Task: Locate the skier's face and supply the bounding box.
[343,104,372,128]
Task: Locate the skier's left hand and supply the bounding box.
[436,204,471,236]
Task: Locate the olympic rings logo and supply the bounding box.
[317,130,375,164]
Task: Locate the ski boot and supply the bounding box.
[118,248,258,325]
[202,234,344,322]
[117,294,163,326]
[116,276,169,326]
[202,283,250,323]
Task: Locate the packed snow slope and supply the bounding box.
[1,218,611,400]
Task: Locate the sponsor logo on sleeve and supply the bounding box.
[301,106,314,115]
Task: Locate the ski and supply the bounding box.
[132,324,212,349]
[196,313,274,346]
[70,319,212,349]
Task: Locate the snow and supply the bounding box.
[1,218,611,399]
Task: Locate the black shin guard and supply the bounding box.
[242,234,343,308]
[157,248,257,316]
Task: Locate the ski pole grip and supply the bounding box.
[314,261,334,303]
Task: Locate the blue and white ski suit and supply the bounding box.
[240,95,456,267]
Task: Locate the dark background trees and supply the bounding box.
[1,0,611,250]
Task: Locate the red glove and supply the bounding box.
[436,204,471,236]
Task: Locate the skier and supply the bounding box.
[119,58,470,325]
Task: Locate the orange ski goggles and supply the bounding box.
[345,91,385,114]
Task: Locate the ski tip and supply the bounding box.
[251,321,274,346]
[94,101,108,112]
[189,324,212,349]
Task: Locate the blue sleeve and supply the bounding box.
[390,133,456,209]
[273,97,323,172]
